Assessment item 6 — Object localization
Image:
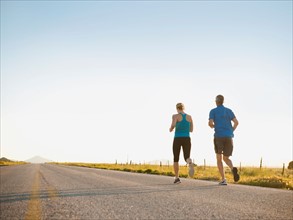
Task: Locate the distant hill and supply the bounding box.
[0,157,12,162]
[26,156,52,164]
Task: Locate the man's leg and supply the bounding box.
[216,154,225,180]
[223,156,233,170]
[222,138,240,182]
[224,155,240,182]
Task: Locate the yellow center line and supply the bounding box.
[47,186,58,199]
[25,168,42,220]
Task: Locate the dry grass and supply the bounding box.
[0,161,28,166]
[51,162,293,190]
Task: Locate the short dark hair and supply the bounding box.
[216,95,224,105]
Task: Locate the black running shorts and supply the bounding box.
[173,137,191,162]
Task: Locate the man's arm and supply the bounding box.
[208,119,214,128]
[169,115,177,132]
[232,118,239,131]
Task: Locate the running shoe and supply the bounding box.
[218,179,227,185]
[232,167,240,182]
[188,163,194,178]
[174,178,181,184]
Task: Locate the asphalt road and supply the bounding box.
[0,164,292,220]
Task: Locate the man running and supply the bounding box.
[170,103,194,184]
[208,95,240,185]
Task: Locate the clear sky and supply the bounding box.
[1,1,292,167]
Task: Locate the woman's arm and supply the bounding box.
[169,115,177,132]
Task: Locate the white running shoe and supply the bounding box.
[219,179,227,185]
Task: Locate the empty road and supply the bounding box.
[1,164,292,219]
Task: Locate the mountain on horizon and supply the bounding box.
[0,157,12,162]
[26,156,52,164]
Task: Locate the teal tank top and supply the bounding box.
[175,113,190,138]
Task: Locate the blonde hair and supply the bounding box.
[176,103,185,111]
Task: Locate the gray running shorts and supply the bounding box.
[214,137,233,156]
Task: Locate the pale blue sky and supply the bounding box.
[1,1,292,167]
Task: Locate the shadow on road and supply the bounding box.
[0,183,220,203]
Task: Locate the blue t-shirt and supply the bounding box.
[209,105,235,138]
[175,113,190,138]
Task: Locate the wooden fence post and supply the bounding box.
[260,157,262,170]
